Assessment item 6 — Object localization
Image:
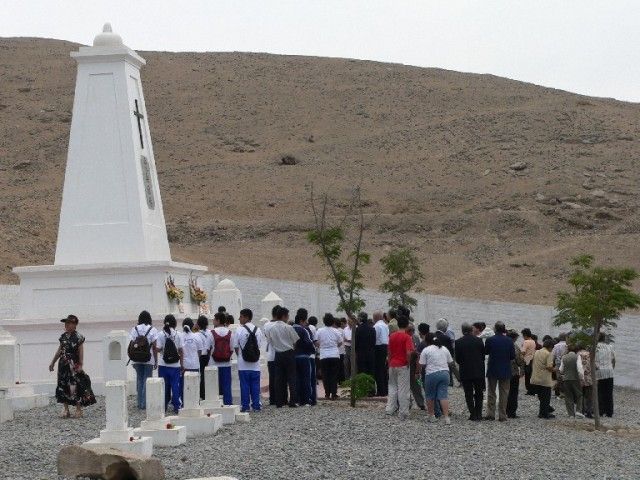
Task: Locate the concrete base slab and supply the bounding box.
[0,397,14,423]
[133,425,187,447]
[167,413,222,437]
[83,436,153,458]
[235,412,250,423]
[201,405,239,425]
[10,393,49,411]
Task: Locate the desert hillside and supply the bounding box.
[1,37,639,305]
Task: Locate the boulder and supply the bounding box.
[57,445,164,480]
[509,161,527,171]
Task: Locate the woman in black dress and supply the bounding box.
[48,314,96,418]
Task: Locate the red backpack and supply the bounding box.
[212,329,232,362]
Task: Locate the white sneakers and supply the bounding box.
[428,415,438,423]
[444,416,451,425]
[575,412,585,419]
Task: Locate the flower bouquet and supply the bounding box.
[189,274,209,313]
[165,275,185,312]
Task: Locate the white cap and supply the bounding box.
[93,23,123,47]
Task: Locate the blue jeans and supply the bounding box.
[158,366,181,413]
[238,370,261,412]
[132,363,153,409]
[310,357,317,405]
[295,356,312,406]
[424,370,449,417]
[218,366,233,405]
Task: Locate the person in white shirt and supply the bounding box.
[419,332,455,425]
[233,308,266,412]
[373,310,390,396]
[211,312,235,405]
[264,306,280,406]
[317,313,343,400]
[155,314,184,413]
[343,320,353,379]
[180,318,202,373]
[196,315,213,400]
[128,310,158,410]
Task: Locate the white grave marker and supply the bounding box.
[200,366,244,424]
[168,372,222,437]
[85,380,153,456]
[134,377,186,446]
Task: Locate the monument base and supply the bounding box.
[4,384,49,411]
[235,412,250,423]
[167,411,222,437]
[201,404,240,425]
[14,260,207,320]
[85,428,153,457]
[133,425,187,447]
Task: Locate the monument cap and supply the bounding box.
[93,23,124,47]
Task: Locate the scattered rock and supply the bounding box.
[280,155,298,166]
[306,135,315,143]
[57,445,164,480]
[535,193,545,202]
[17,87,31,93]
[12,161,31,170]
[483,169,491,176]
[590,189,606,198]
[267,202,275,208]
[562,202,583,210]
[509,161,527,171]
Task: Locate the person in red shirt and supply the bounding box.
[384,315,415,420]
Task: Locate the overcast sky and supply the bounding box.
[2,0,639,102]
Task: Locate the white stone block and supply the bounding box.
[103,330,128,383]
[261,291,282,320]
[84,436,153,458]
[105,380,128,432]
[133,424,187,447]
[182,372,200,410]
[201,405,239,425]
[0,389,14,423]
[235,412,250,423]
[0,329,17,387]
[167,413,222,437]
[145,377,165,421]
[200,366,221,408]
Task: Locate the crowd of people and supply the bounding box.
[49,305,618,425]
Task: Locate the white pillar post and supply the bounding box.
[104,380,128,432]
[145,377,165,422]
[182,372,200,410]
[203,366,221,407]
[0,330,17,387]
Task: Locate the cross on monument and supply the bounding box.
[133,99,145,149]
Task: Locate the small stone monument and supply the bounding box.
[256,291,282,329]
[103,330,129,383]
[0,388,14,423]
[134,378,186,446]
[168,372,222,437]
[210,279,242,319]
[85,380,153,457]
[0,328,48,410]
[200,366,247,424]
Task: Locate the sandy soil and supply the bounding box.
[1,37,639,305]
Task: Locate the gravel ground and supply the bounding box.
[1,386,639,480]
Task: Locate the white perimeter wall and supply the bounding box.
[2,276,638,389]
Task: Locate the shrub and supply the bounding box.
[340,373,376,400]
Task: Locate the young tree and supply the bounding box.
[380,248,424,311]
[307,186,370,407]
[553,254,640,428]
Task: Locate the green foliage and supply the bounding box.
[307,189,369,317]
[554,254,640,331]
[340,373,376,400]
[554,254,640,427]
[380,247,424,310]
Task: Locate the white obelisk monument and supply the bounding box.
[4,24,207,387]
[14,23,206,321]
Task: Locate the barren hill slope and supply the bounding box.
[1,37,639,305]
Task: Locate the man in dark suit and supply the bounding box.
[455,322,486,421]
[484,321,516,421]
[354,312,376,377]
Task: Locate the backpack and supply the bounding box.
[212,329,232,363]
[128,326,153,363]
[162,332,180,364]
[241,325,261,363]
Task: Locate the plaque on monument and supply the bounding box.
[140,155,155,209]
